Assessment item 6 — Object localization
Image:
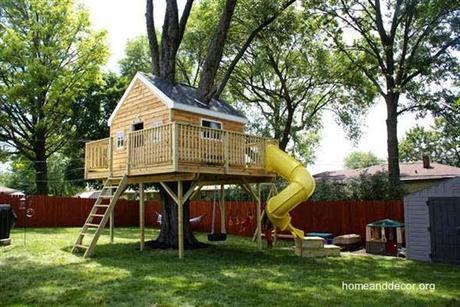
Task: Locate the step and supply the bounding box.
[73,244,88,250]
[86,223,100,228]
[94,204,109,208]
[100,195,113,199]
[90,214,105,218]
[104,186,119,189]
[294,237,324,254]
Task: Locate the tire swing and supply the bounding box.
[208,185,227,241]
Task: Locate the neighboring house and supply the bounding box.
[0,186,24,196]
[314,156,460,193]
[404,176,460,264]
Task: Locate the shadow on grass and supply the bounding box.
[2,228,460,306]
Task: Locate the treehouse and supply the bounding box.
[84,72,275,183]
[74,72,315,259]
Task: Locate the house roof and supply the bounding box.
[367,219,404,228]
[108,72,247,126]
[313,161,460,182]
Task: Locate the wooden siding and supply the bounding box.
[404,177,460,262]
[171,109,245,133]
[110,80,171,177]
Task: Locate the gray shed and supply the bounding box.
[404,176,460,264]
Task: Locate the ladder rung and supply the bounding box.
[104,186,119,189]
[100,195,113,199]
[86,223,100,228]
[95,204,109,208]
[90,213,104,217]
[74,244,88,249]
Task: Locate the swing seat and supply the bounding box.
[207,233,227,241]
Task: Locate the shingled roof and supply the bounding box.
[314,161,460,182]
[108,72,247,126]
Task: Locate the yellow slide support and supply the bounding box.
[264,144,316,239]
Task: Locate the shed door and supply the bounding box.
[428,197,460,264]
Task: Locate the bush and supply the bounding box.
[311,172,405,201]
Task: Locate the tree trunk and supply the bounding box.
[279,107,294,151]
[385,95,401,188]
[197,0,237,102]
[146,0,160,75]
[159,0,180,83]
[147,181,206,249]
[33,147,48,195]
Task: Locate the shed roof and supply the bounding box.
[108,72,247,126]
[367,219,404,228]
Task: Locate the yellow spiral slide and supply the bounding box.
[264,144,316,239]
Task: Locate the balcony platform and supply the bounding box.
[85,122,277,185]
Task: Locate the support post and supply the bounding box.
[109,187,114,243]
[256,183,262,249]
[219,184,226,234]
[177,181,184,259]
[108,137,113,177]
[109,212,114,243]
[139,183,145,251]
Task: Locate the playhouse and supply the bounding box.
[75,72,316,258]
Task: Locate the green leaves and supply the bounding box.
[0,0,108,193]
[344,151,384,169]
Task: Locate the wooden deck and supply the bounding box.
[85,122,277,183]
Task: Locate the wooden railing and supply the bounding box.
[175,122,269,171]
[128,123,173,170]
[86,122,275,177]
[85,138,110,176]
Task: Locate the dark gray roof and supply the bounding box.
[141,72,246,119]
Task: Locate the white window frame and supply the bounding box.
[201,118,223,140]
[116,131,125,150]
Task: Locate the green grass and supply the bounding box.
[1,228,459,306]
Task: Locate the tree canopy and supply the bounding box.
[315,0,460,186]
[344,151,384,169]
[0,0,108,194]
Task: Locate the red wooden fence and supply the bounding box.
[0,193,403,240]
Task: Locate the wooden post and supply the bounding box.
[109,187,114,243]
[126,133,131,175]
[219,184,226,233]
[396,227,402,244]
[108,137,113,177]
[109,213,114,243]
[177,181,184,259]
[256,183,262,249]
[223,131,229,173]
[172,122,179,171]
[139,183,145,251]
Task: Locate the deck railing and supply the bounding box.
[128,123,173,170]
[85,138,110,176]
[86,122,276,177]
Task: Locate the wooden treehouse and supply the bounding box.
[73,72,280,258]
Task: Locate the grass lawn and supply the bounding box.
[1,228,459,306]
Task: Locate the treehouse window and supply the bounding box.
[201,119,222,140]
[116,131,124,149]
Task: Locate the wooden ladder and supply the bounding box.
[71,174,128,258]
